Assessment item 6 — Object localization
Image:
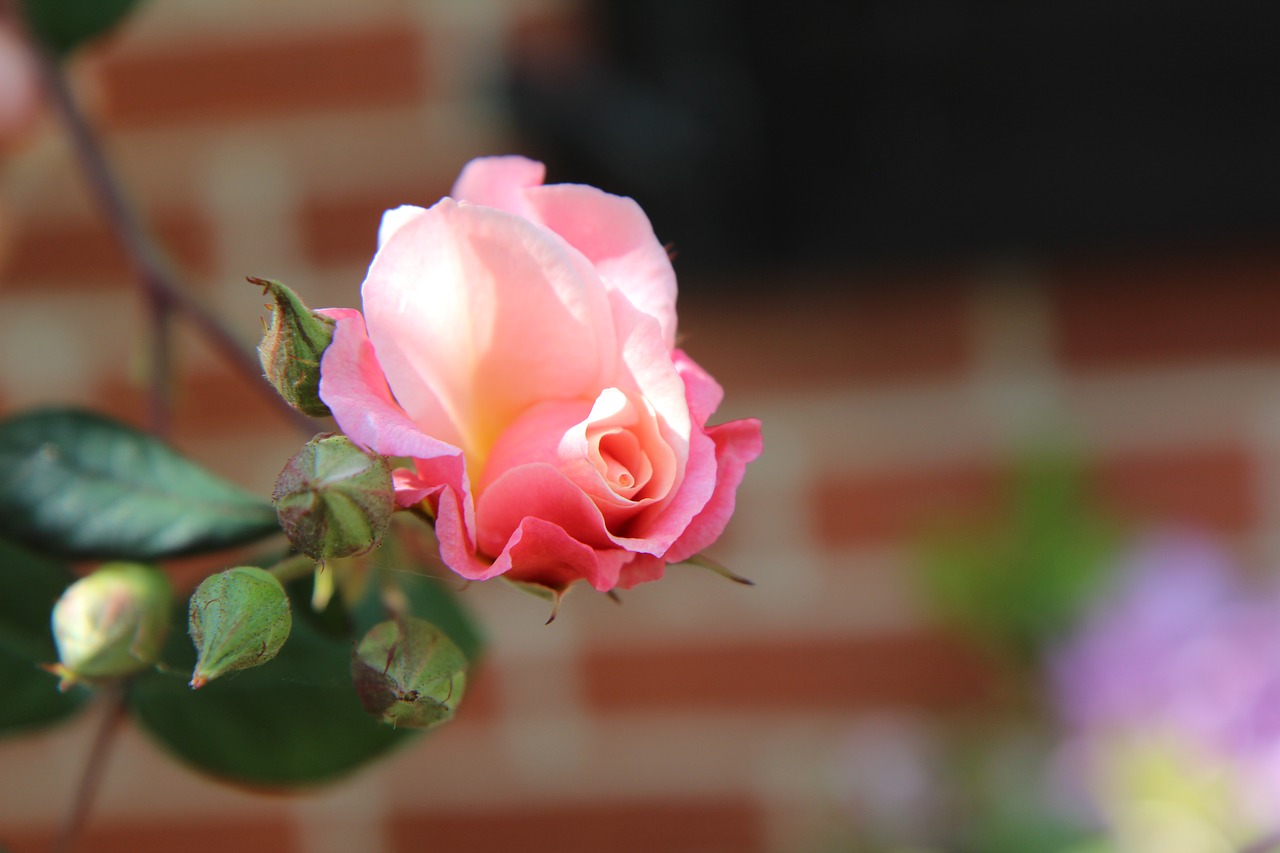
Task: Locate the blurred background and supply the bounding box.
[3,0,1280,851]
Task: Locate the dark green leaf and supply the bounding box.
[22,0,143,57]
[0,644,86,736]
[348,532,483,662]
[130,597,412,788]
[0,537,89,734]
[0,536,74,661]
[0,408,280,561]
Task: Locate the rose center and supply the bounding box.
[592,427,652,499]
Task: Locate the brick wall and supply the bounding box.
[3,3,1280,851]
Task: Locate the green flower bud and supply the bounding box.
[273,434,394,560]
[188,566,292,689]
[251,276,335,418]
[351,617,467,729]
[50,562,171,689]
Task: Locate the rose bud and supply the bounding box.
[50,562,171,690]
[252,276,335,417]
[273,434,394,560]
[188,566,292,689]
[351,617,467,729]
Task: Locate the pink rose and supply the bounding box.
[318,156,761,592]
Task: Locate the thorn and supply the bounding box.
[606,590,622,605]
[246,275,271,293]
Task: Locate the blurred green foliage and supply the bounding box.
[22,0,142,57]
[917,450,1119,666]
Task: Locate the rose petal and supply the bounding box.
[475,462,616,557]
[500,517,631,592]
[317,308,462,467]
[377,205,428,249]
[361,200,617,468]
[673,349,724,427]
[616,553,666,590]
[664,417,763,564]
[525,183,678,347]
[451,155,546,219]
[318,308,494,581]
[605,290,717,552]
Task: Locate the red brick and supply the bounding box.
[453,660,499,725]
[390,799,764,853]
[1096,444,1257,534]
[581,633,999,714]
[813,463,1001,548]
[3,819,298,853]
[4,212,214,285]
[678,274,974,392]
[99,26,426,127]
[815,445,1256,550]
[94,366,306,438]
[299,181,453,267]
[1052,248,1280,369]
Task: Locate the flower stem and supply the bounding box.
[27,35,315,436]
[51,683,128,853]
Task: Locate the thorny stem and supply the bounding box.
[51,683,128,853]
[28,35,315,436]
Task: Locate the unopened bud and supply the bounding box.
[251,276,335,417]
[273,434,394,559]
[188,566,292,689]
[50,562,171,689]
[351,617,467,729]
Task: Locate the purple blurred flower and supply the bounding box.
[1052,529,1280,826]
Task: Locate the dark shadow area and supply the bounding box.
[505,0,1280,284]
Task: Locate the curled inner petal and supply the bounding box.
[592,428,651,498]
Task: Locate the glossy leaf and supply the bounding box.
[22,0,143,57]
[0,409,280,560]
[130,593,412,787]
[128,522,482,786]
[348,535,483,662]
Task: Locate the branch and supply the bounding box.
[51,683,128,853]
[28,38,315,436]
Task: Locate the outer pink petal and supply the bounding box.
[317,308,462,467]
[664,417,763,564]
[616,554,666,590]
[499,518,630,592]
[361,200,617,466]
[525,183,678,348]
[474,462,616,557]
[317,308,496,581]
[378,205,428,249]
[672,349,724,427]
[450,155,546,219]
